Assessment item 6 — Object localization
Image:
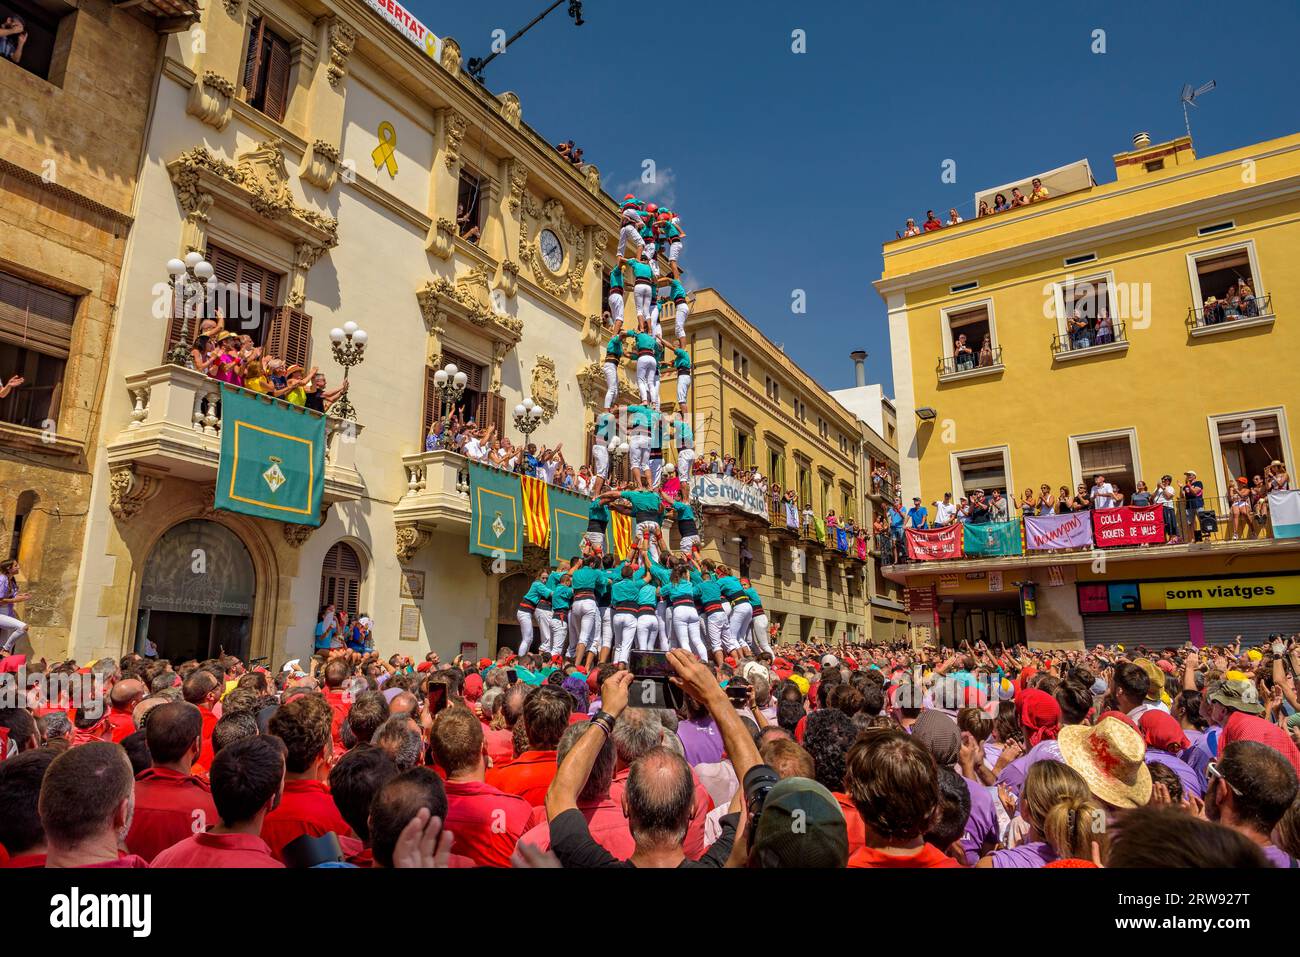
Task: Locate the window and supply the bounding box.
[797,463,812,508]
[422,350,504,444]
[1186,243,1268,328]
[456,169,484,244]
[320,541,363,617]
[1144,159,1165,173]
[1050,272,1124,351]
[821,478,833,514]
[1071,430,1140,501]
[242,16,292,123]
[767,448,785,488]
[949,280,978,294]
[7,489,36,561]
[731,350,748,378]
[0,269,76,430]
[1197,221,1235,237]
[764,375,781,403]
[951,447,1011,498]
[733,427,755,469]
[940,300,998,374]
[205,244,282,347]
[1063,252,1097,267]
[1212,410,1291,496]
[840,482,856,521]
[793,398,806,422]
[0,0,68,83]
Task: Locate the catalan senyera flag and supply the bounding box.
[521,475,550,547]
[609,510,633,559]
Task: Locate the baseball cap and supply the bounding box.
[748,777,849,868]
[820,654,839,669]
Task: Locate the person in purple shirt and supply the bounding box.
[914,710,1000,863]
[1173,689,1212,792]
[1138,711,1204,799]
[675,698,724,767]
[978,761,1106,868]
[995,679,1092,796]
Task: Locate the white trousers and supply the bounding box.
[633,283,653,320]
[584,530,606,552]
[568,598,599,657]
[516,609,536,656]
[618,223,644,258]
[532,608,554,655]
[674,301,689,338]
[704,610,729,654]
[608,290,624,327]
[676,372,691,405]
[650,302,661,336]
[677,448,695,478]
[548,613,567,657]
[592,442,610,479]
[0,614,27,654]
[603,361,619,409]
[613,612,638,663]
[656,599,671,650]
[635,613,659,652]
[672,604,706,658]
[634,520,661,562]
[600,606,613,651]
[668,240,683,262]
[630,434,651,472]
[750,612,772,655]
[727,603,753,652]
[649,456,664,488]
[636,354,657,403]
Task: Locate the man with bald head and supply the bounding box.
[39,741,145,867]
[106,678,147,743]
[125,701,218,862]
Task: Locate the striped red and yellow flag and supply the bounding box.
[609,510,633,559]
[521,475,550,547]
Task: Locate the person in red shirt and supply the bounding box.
[328,745,400,866]
[431,705,532,867]
[260,693,355,860]
[485,685,569,807]
[125,701,219,862]
[478,687,515,767]
[39,741,148,868]
[182,669,221,774]
[104,678,146,743]
[1208,678,1300,780]
[842,729,960,868]
[0,748,57,868]
[517,720,631,858]
[320,657,354,751]
[366,767,475,868]
[152,735,286,868]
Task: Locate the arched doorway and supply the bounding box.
[136,520,255,663]
[320,541,364,617]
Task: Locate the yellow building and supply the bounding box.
[0,0,198,656]
[661,288,900,644]
[875,131,1300,649]
[59,0,626,664]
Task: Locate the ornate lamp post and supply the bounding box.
[164,251,215,367]
[608,436,631,468]
[327,321,368,421]
[432,361,469,429]
[513,396,545,439]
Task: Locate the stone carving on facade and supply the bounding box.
[223,0,243,17]
[186,70,237,132]
[416,275,524,345]
[576,361,635,410]
[579,314,604,347]
[396,523,434,562]
[325,19,357,89]
[427,217,457,260]
[480,542,548,577]
[442,111,468,173]
[282,507,330,547]
[518,192,588,298]
[107,464,161,522]
[498,92,522,128]
[506,161,528,214]
[530,356,560,422]
[496,260,519,299]
[440,36,462,75]
[583,163,601,193]
[301,140,340,192]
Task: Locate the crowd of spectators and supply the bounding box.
[900,179,1050,239]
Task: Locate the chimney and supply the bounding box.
[850,350,868,388]
[1132,131,1151,148]
[1114,132,1195,181]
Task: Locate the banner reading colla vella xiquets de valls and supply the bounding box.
[215,385,325,526]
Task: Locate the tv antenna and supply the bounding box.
[1180,80,1216,142]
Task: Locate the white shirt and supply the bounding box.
[1153,485,1175,507]
[463,437,484,461]
[539,460,560,484]
[1091,483,1116,509]
[935,502,957,525]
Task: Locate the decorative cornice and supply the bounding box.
[108,464,161,522]
[396,523,434,562]
[416,271,523,347]
[0,156,133,229]
[443,110,469,172]
[325,19,358,89]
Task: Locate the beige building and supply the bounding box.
[61,0,629,664]
[664,289,902,644]
[0,0,199,657]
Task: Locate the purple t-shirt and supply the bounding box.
[995,740,1063,794]
[1181,729,1211,792]
[960,776,1000,864]
[1145,748,1204,799]
[990,840,1056,868]
[676,716,724,767]
[1263,844,1297,868]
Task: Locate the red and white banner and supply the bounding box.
[1091,506,1165,547]
[1024,511,1094,550]
[905,524,963,561]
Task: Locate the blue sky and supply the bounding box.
[413,0,1300,396]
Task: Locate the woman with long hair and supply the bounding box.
[978,761,1106,867]
[0,558,30,655]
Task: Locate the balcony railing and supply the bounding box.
[1186,294,1274,332]
[392,449,473,533]
[1051,320,1128,357]
[937,346,1003,379]
[106,364,364,503]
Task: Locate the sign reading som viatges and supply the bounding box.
[361,0,443,63]
[690,475,767,518]
[1139,574,1300,610]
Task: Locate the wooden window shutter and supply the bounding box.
[267,306,312,369]
[242,16,265,97]
[262,34,292,122]
[0,270,77,358]
[422,365,447,443]
[481,393,505,434]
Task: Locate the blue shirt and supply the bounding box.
[888,507,905,530]
[907,506,928,529]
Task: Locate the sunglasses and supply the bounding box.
[1206,761,1243,797]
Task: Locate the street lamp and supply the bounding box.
[609,437,631,467]
[164,251,215,367]
[513,396,545,439]
[433,361,469,426]
[327,321,368,421]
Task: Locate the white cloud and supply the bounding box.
[612,166,678,209]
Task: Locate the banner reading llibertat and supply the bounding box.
[1025,511,1094,550]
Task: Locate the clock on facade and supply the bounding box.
[538,228,563,272]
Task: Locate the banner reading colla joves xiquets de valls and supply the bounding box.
[215,385,325,526]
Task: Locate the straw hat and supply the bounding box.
[1058,714,1152,808]
[1133,658,1166,702]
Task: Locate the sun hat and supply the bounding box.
[911,709,961,765]
[748,777,849,868]
[1133,658,1167,703]
[1206,678,1264,716]
[1058,714,1152,808]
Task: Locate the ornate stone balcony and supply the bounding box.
[392,450,473,560]
[104,364,365,519]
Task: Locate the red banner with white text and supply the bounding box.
[906,524,964,561]
[1091,506,1165,547]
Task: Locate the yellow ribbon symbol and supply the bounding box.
[372,122,398,178]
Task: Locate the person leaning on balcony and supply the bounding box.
[0,15,28,64]
[953,333,974,371]
[1010,188,1028,208]
[977,334,994,367]
[1153,475,1178,541]
[902,218,921,237]
[1094,309,1114,345]
[1029,178,1049,202]
[988,490,1009,523]
[923,210,943,232]
[1036,484,1056,515]
[1089,474,1116,510]
[993,193,1011,213]
[947,208,963,226]
[977,200,991,218]
[1067,307,1091,350]
[1229,478,1257,541]
[934,492,956,526]
[906,498,928,530]
[303,371,347,414]
[0,373,24,400]
[1265,459,1290,491]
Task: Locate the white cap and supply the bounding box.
[820,654,839,668]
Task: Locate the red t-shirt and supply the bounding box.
[79,854,150,868]
[442,778,533,867]
[609,766,714,858]
[483,727,515,767]
[847,843,959,868]
[125,767,219,863]
[151,831,284,868]
[2,851,46,868]
[192,706,219,775]
[106,706,137,743]
[323,687,352,750]
[484,750,558,808]
[832,792,867,856]
[260,778,353,861]
[517,795,636,859]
